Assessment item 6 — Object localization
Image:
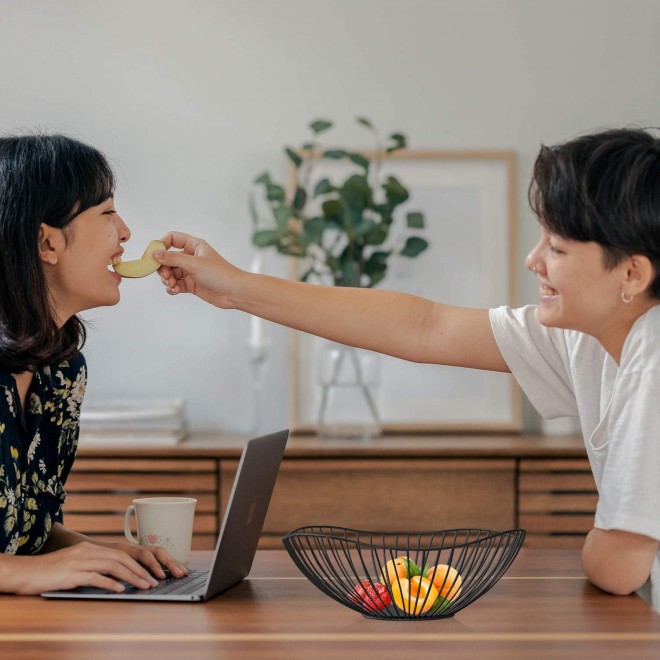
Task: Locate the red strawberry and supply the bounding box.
[349,580,392,611]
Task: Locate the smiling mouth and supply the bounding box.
[107,255,122,272]
[540,283,558,296]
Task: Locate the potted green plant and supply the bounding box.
[249,117,429,288]
[249,118,430,438]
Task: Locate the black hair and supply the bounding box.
[529,127,660,299]
[0,132,115,372]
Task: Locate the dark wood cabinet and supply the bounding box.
[65,433,595,550]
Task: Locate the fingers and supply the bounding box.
[153,247,197,273]
[74,543,158,590]
[104,558,158,590]
[106,541,188,580]
[144,547,189,578]
[159,231,203,253]
[129,547,166,580]
[83,572,127,593]
[158,267,190,295]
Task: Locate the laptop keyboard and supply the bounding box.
[123,569,209,595]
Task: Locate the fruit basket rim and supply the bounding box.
[283,525,526,550]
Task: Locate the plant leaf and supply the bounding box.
[349,152,370,171]
[252,230,280,248]
[383,176,409,206]
[273,204,293,229]
[406,211,425,229]
[364,251,388,277]
[321,199,344,223]
[400,236,429,257]
[339,174,371,217]
[323,149,348,160]
[356,117,374,129]
[339,256,361,287]
[386,132,407,153]
[341,174,371,214]
[285,147,302,168]
[310,119,333,134]
[365,226,388,245]
[248,190,259,226]
[254,171,272,185]
[303,217,326,244]
[313,178,334,197]
[266,184,286,202]
[368,269,387,288]
[354,218,376,236]
[292,186,307,212]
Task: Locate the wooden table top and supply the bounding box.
[77,431,589,459]
[0,549,658,659]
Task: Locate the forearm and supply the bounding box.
[582,528,658,596]
[231,273,507,370]
[40,522,94,553]
[232,273,436,361]
[0,554,29,593]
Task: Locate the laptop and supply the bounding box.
[42,429,288,602]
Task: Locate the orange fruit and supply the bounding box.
[390,576,439,615]
[380,556,409,585]
[426,564,462,600]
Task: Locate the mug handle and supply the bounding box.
[124,504,139,545]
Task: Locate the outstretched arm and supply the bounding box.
[155,231,509,372]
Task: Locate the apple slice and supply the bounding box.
[113,240,166,278]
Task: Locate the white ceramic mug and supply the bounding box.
[124,496,197,565]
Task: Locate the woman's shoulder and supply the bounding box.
[44,352,87,384]
[621,304,660,368]
[491,304,601,357]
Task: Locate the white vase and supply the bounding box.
[315,342,382,439]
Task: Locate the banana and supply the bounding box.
[113,240,166,278]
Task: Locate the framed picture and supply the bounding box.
[288,150,521,433]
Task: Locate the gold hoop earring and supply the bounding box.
[621,291,634,304]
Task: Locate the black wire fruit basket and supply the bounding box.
[282,526,526,620]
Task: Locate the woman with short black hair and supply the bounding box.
[155,127,660,612]
[0,133,186,593]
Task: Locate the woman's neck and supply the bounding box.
[12,371,34,415]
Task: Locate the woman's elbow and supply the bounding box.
[590,575,644,597]
[581,537,651,596]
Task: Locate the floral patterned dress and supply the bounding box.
[0,353,86,555]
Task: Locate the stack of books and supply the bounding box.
[78,399,187,447]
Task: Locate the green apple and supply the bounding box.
[113,240,166,278]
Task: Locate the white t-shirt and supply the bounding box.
[490,303,660,611]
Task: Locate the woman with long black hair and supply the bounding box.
[0,133,186,594]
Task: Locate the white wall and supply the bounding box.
[1,0,659,433]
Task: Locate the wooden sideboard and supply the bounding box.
[65,433,596,550]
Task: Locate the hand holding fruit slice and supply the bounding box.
[113,240,166,278]
[349,579,392,612]
[426,564,463,600]
[390,575,439,615]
